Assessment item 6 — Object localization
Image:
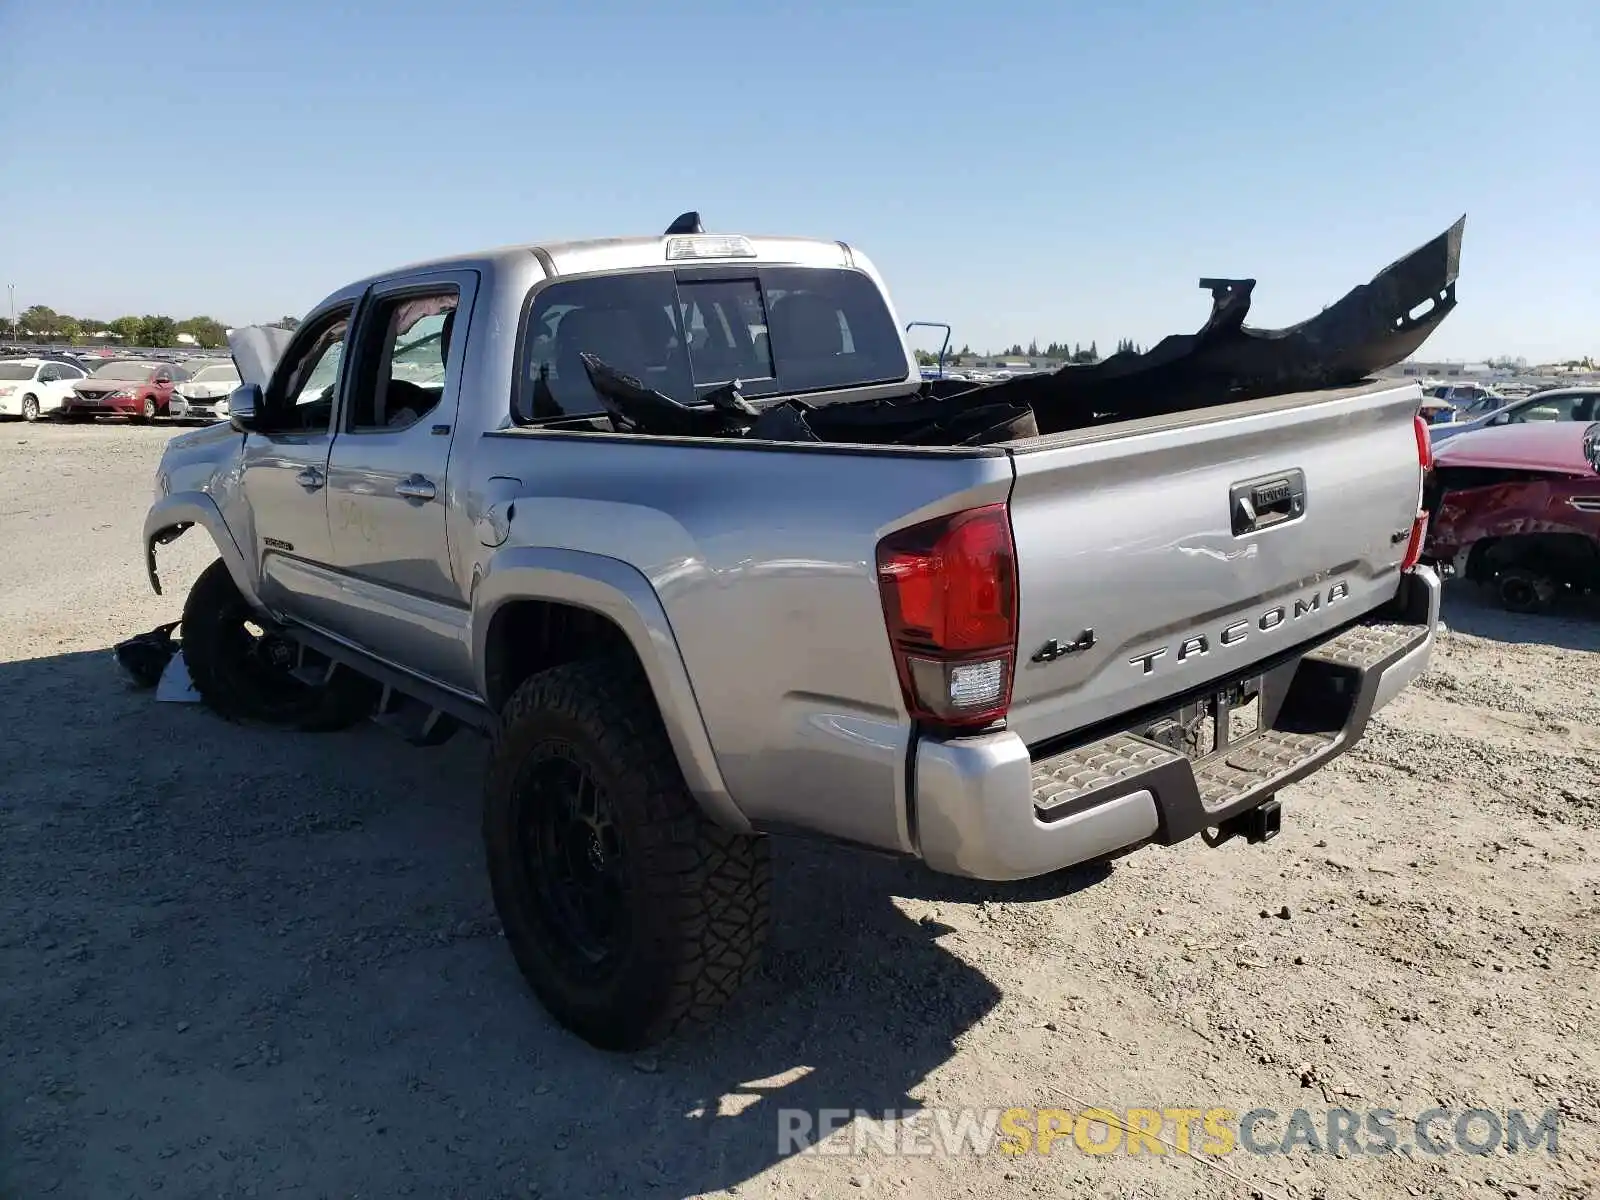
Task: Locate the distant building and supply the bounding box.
[948,355,1066,372]
[1376,360,1496,380]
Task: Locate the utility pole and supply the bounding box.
[6,284,13,346]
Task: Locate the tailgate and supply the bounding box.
[1003,381,1424,747]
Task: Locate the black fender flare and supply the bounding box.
[471,546,747,832]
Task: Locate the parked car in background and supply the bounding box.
[1429,386,1600,446]
[0,356,89,421]
[1424,420,1600,612]
[1421,383,1509,422]
[171,360,241,422]
[60,360,191,422]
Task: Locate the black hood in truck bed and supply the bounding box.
[965,215,1466,434]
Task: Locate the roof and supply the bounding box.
[1434,420,1600,476]
[336,232,858,297]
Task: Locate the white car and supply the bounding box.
[0,357,89,421]
[170,360,241,421]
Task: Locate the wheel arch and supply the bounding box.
[472,546,747,832]
[143,492,259,605]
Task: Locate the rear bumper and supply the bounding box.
[913,566,1440,881]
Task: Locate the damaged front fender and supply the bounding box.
[144,493,259,606]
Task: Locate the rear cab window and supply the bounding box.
[513,266,909,424]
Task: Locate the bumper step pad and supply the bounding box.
[1032,734,1181,815]
[1303,621,1424,671]
[1192,728,1335,813]
[1027,614,1429,843]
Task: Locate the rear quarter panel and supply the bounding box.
[476,430,1013,853]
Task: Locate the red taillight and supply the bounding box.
[876,504,1018,728]
[1401,513,1429,571]
[1413,413,1434,472]
[1403,413,1433,571]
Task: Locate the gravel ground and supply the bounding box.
[2,421,1598,1200]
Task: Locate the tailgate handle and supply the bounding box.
[1231,470,1306,536]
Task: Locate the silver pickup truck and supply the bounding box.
[143,225,1440,1050]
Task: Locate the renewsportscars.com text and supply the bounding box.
[778,1106,1561,1158]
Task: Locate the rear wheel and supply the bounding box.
[1497,568,1555,615]
[181,558,375,730]
[484,659,770,1050]
[21,394,39,422]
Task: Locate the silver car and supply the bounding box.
[171,360,241,421]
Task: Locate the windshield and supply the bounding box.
[0,362,34,380]
[91,361,155,381]
[514,266,909,423]
[192,365,240,384]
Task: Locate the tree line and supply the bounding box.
[1,306,301,350]
[915,337,1147,367]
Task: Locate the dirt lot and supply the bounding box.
[2,421,1598,1200]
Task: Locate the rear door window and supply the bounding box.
[514,266,908,424]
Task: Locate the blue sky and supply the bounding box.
[1,0,1594,360]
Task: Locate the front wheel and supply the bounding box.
[180,558,375,730]
[484,659,770,1051]
[21,394,40,422]
[141,397,159,423]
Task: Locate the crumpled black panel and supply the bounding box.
[962,216,1466,433]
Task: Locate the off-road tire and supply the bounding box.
[21,394,39,422]
[484,658,770,1051]
[181,558,375,731]
[1497,568,1555,615]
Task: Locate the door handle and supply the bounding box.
[295,467,325,491]
[395,476,437,502]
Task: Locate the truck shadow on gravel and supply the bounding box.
[0,646,1109,1200]
[1439,580,1600,653]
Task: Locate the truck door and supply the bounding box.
[321,269,478,690]
[238,305,354,618]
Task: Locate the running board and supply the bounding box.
[277,622,494,741]
[373,686,463,747]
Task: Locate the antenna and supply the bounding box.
[664,211,704,236]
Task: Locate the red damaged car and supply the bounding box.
[1423,420,1600,613]
[60,359,190,422]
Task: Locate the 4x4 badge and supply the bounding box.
[1031,630,1096,663]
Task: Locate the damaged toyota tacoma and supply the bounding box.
[142,214,1456,1050]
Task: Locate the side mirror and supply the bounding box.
[228,383,262,432]
[1489,412,1509,426]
